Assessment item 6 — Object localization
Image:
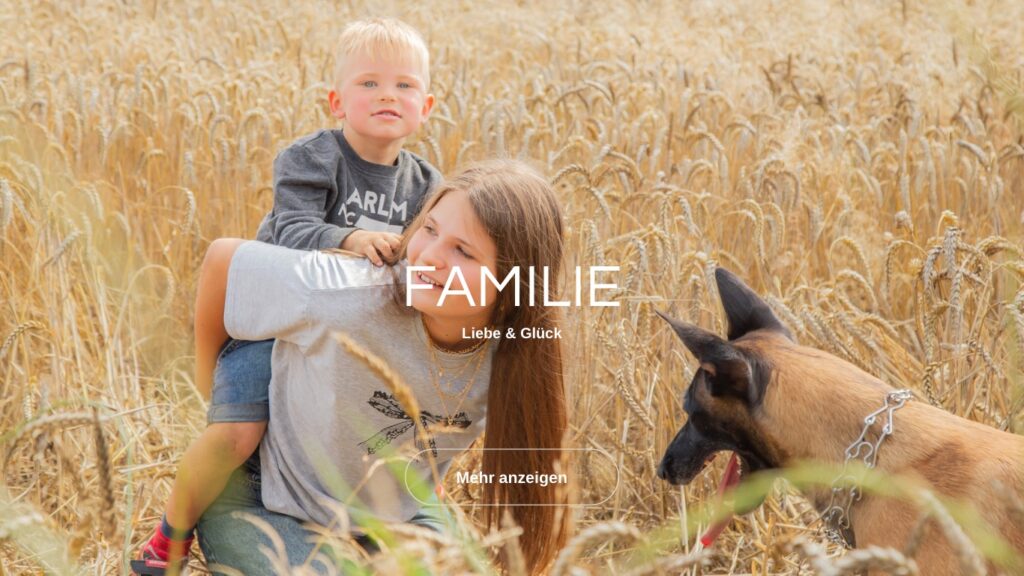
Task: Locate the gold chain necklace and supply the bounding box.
[431,348,487,417]
[422,316,489,355]
[421,316,490,415]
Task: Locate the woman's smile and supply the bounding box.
[416,271,443,288]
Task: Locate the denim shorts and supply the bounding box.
[197,453,373,575]
[197,453,443,575]
[206,338,274,424]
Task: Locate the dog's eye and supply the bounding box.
[688,412,714,434]
[701,370,719,390]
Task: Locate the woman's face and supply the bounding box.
[406,188,499,321]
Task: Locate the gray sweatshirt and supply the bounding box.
[224,241,493,529]
[256,130,441,250]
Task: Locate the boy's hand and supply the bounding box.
[341,230,403,266]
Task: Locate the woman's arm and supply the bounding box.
[194,238,247,399]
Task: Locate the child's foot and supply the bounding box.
[131,520,194,575]
[130,557,186,576]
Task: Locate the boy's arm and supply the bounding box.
[405,160,443,228]
[194,238,247,399]
[268,145,357,250]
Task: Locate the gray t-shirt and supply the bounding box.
[224,241,494,528]
[255,129,441,250]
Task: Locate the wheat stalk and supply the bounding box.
[4,3,1024,573]
[550,522,643,576]
[0,321,47,361]
[332,332,420,421]
[91,409,117,540]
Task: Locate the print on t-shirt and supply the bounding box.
[358,390,472,457]
[337,187,406,235]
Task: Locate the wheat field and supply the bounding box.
[2,0,1023,573]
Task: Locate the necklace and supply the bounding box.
[421,316,490,415]
[421,316,489,355]
[430,348,487,417]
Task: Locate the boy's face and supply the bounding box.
[329,52,434,148]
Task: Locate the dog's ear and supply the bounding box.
[715,268,793,341]
[656,310,753,400]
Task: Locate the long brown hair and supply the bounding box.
[399,159,571,572]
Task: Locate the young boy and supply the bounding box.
[132,18,439,575]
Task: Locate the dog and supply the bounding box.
[656,267,1024,575]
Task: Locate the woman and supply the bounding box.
[193,160,570,574]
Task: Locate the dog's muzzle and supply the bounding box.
[657,423,724,485]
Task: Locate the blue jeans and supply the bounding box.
[196,454,374,575]
[207,339,274,423]
[201,339,350,573]
[197,341,447,574]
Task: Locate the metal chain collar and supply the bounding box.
[820,389,914,549]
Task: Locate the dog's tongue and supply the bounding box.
[700,452,741,547]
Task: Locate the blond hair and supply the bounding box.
[333,18,430,89]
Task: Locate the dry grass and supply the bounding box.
[2,0,1023,573]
